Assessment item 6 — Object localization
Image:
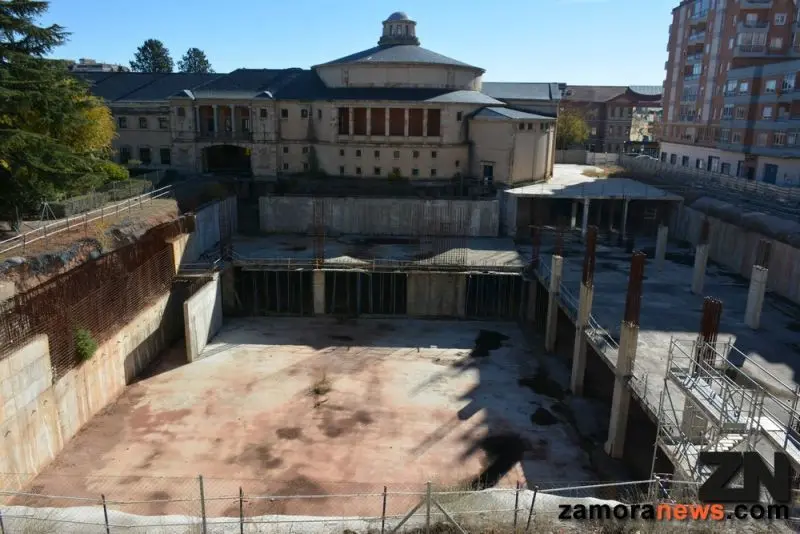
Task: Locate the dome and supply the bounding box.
[386,11,410,21]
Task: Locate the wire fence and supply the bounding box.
[0,476,699,534]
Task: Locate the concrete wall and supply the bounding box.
[182,197,238,264]
[671,206,800,304]
[259,196,500,237]
[407,272,466,317]
[554,150,619,165]
[0,292,180,488]
[183,274,223,362]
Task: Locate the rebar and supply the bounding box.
[695,297,723,374]
[312,198,326,268]
[755,238,772,269]
[623,251,646,326]
[582,225,598,286]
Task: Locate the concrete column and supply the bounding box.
[544,255,563,353]
[423,108,428,137]
[404,108,409,137]
[581,198,591,239]
[621,199,630,240]
[194,105,201,132]
[230,105,236,133]
[570,202,578,229]
[348,107,354,137]
[366,108,371,136]
[604,321,639,459]
[680,398,709,443]
[212,104,218,136]
[385,108,390,137]
[655,225,669,271]
[570,282,594,395]
[745,265,768,329]
[313,270,325,315]
[691,244,709,295]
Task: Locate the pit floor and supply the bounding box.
[20,318,596,517]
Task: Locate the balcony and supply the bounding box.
[688,31,706,43]
[683,73,702,83]
[690,10,709,24]
[741,0,772,7]
[737,21,769,32]
[733,44,769,57]
[196,131,253,142]
[686,53,704,65]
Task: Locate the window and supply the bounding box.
[729,37,734,50]
[159,147,171,165]
[119,146,131,164]
[682,156,690,166]
[720,129,731,142]
[721,163,731,175]
[774,132,787,145]
[518,123,525,130]
[455,160,460,167]
[138,117,148,129]
[413,150,419,158]
[393,150,400,159]
[739,81,749,94]
[318,109,322,120]
[158,117,168,129]
[765,80,777,93]
[591,127,597,136]
[757,132,768,146]
[339,149,345,156]
[735,106,746,119]
[456,111,463,121]
[374,167,381,176]
[431,151,437,158]
[301,109,308,119]
[527,123,533,130]
[732,132,742,143]
[356,149,362,157]
[260,109,267,118]
[775,13,787,25]
[283,146,289,154]
[302,146,309,154]
[339,166,345,175]
[670,154,677,165]
[303,163,309,171]
[177,107,186,117]
[746,13,758,25]
[356,167,362,175]
[722,105,734,119]
[771,37,783,49]
[783,73,796,92]
[118,116,127,128]
[696,158,704,170]
[412,168,419,176]
[283,163,289,170]
[281,109,288,119]
[430,169,437,177]
[139,147,151,165]
[763,106,773,119]
[241,118,250,131]
[374,150,380,159]
[789,132,798,146]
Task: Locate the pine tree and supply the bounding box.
[130,39,174,73]
[178,47,213,74]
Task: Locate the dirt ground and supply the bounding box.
[16,317,597,518]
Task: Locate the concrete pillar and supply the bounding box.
[313,270,325,315]
[366,108,371,136]
[422,108,428,137]
[655,225,669,271]
[404,108,409,137]
[604,321,639,459]
[691,244,709,295]
[621,199,630,240]
[680,398,709,443]
[745,265,768,329]
[220,266,239,315]
[384,108,390,137]
[165,234,189,274]
[194,105,201,132]
[544,255,563,353]
[581,198,590,239]
[230,105,236,133]
[570,282,594,395]
[212,104,218,135]
[348,107,354,137]
[570,202,578,229]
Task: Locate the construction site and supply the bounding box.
[1,157,800,532]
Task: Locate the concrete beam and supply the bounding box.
[621,200,630,241]
[691,244,709,295]
[655,225,669,271]
[570,282,594,395]
[544,255,563,353]
[745,265,768,329]
[604,321,639,459]
[313,270,325,315]
[581,199,590,240]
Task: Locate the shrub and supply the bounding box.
[388,169,406,181]
[74,328,98,362]
[49,192,109,218]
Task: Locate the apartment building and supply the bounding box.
[79,13,560,185]
[661,0,800,185]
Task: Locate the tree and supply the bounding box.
[0,0,125,218]
[556,106,590,150]
[178,47,213,74]
[130,39,173,73]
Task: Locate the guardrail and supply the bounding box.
[0,184,175,257]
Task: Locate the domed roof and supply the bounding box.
[386,11,410,21]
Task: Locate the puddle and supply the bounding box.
[469,330,509,358]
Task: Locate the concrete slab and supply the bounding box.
[507,164,683,201]
[19,318,596,517]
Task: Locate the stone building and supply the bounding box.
[79,12,560,186]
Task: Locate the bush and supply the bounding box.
[388,169,406,181]
[74,328,98,362]
[49,192,110,218]
[98,160,130,182]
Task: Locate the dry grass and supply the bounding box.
[311,370,332,407]
[581,165,626,178]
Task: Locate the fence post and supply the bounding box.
[525,486,538,532]
[381,485,387,534]
[102,494,110,534]
[425,481,432,533]
[0,506,5,534]
[239,486,244,534]
[199,475,207,534]
[513,482,520,531]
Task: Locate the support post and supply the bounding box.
[571,226,597,395]
[212,105,218,136]
[691,244,709,295]
[199,475,207,534]
[581,198,590,239]
[230,105,236,134]
[544,255,563,353]
[313,270,325,315]
[570,201,578,229]
[745,265,768,329]
[621,199,630,242]
[239,487,244,534]
[425,481,432,533]
[102,494,110,534]
[525,486,538,532]
[381,486,387,534]
[655,224,669,271]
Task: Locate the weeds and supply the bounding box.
[74,328,98,362]
[311,370,332,407]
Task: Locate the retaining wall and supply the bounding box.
[406,273,466,317]
[0,292,182,488]
[183,196,238,264]
[259,197,499,237]
[671,206,800,304]
[184,274,223,362]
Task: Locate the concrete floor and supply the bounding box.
[22,318,596,517]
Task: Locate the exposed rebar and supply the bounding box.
[312,198,326,269]
[623,251,647,326]
[755,238,772,269]
[695,297,723,373]
[582,225,598,286]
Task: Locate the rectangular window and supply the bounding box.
[456,111,463,122]
[413,150,419,158]
[682,156,690,166]
[430,169,437,177]
[721,162,731,175]
[765,80,777,93]
[138,117,148,129]
[670,154,677,165]
[301,109,308,119]
[732,132,742,143]
[739,81,749,94]
[139,147,151,164]
[338,108,350,135]
[591,127,597,136]
[374,150,380,159]
[356,149,362,157]
[412,168,419,176]
[763,106,773,119]
[177,107,186,117]
[426,108,441,136]
[318,109,322,120]
[371,108,386,135]
[303,163,309,171]
[720,129,731,142]
[302,146,309,154]
[353,107,367,135]
[157,117,168,129]
[339,166,345,175]
[408,108,424,136]
[774,132,787,145]
[527,123,533,130]
[283,163,289,170]
[393,150,400,159]
[119,146,131,164]
[159,147,171,165]
[771,37,783,49]
[356,167,362,175]
[431,151,437,158]
[783,73,796,92]
[519,123,525,131]
[746,13,758,25]
[389,108,405,136]
[283,146,289,154]
[789,132,798,145]
[281,109,289,119]
[241,118,250,132]
[392,167,400,175]
[722,105,734,119]
[260,108,267,118]
[118,116,127,128]
[735,106,746,119]
[339,149,345,156]
[455,160,460,167]
[775,13,787,25]
[374,167,381,176]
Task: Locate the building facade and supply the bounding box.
[81,13,560,186]
[68,58,128,73]
[661,0,800,185]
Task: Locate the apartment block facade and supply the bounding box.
[661,0,800,185]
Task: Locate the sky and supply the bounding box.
[43,0,676,86]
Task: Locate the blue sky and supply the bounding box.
[44,0,675,85]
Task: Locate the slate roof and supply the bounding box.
[123,73,221,100]
[563,85,628,103]
[629,85,663,97]
[480,82,563,102]
[424,90,504,105]
[473,107,556,121]
[318,44,481,70]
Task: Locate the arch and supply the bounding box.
[202,144,252,175]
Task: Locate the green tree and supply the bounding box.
[178,47,213,74]
[130,39,173,73]
[0,0,125,218]
[556,106,590,149]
